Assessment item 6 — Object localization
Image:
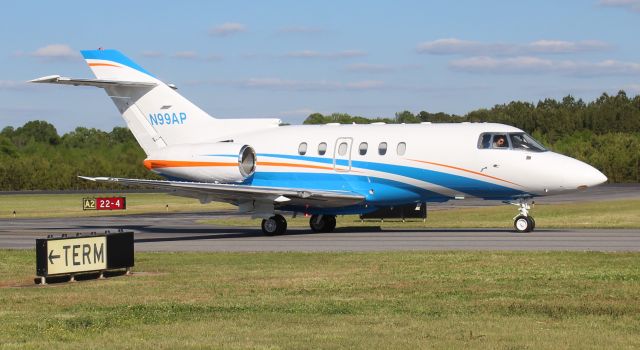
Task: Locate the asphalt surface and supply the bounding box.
[1,184,639,252]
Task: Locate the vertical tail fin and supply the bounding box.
[33,49,282,156]
[81,49,220,154]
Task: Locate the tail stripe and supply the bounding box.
[80,49,155,77]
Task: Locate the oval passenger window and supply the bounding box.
[298,142,307,155]
[359,142,368,155]
[318,142,327,155]
[338,142,348,156]
[378,142,387,155]
[397,142,406,156]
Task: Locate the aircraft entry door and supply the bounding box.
[333,137,353,172]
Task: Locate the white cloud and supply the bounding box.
[27,44,79,61]
[172,51,198,59]
[209,22,246,36]
[598,0,640,12]
[449,56,640,76]
[417,38,611,55]
[285,50,367,59]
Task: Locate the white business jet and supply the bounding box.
[31,49,607,234]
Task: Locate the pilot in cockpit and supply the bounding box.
[493,135,508,148]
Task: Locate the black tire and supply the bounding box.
[309,215,326,233]
[325,215,337,232]
[261,217,279,236]
[274,214,287,234]
[514,215,532,233]
[528,216,536,231]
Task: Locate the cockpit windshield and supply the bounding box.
[478,132,547,152]
[509,133,547,152]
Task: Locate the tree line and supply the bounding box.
[0,91,638,190]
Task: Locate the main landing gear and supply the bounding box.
[510,199,536,233]
[309,215,336,233]
[260,214,337,235]
[261,214,287,236]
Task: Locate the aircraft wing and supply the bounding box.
[30,75,156,88]
[79,176,365,208]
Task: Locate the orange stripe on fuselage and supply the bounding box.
[144,159,350,172]
[143,160,236,170]
[88,63,120,68]
[408,159,522,187]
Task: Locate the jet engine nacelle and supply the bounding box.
[144,143,256,183]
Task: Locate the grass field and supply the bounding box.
[1,193,639,229]
[1,250,639,349]
[0,193,232,219]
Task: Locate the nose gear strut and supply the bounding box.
[504,199,535,233]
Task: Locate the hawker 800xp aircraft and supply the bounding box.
[31,49,607,234]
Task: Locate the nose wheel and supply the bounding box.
[509,199,536,233]
[514,215,535,233]
[309,215,337,233]
[261,214,287,236]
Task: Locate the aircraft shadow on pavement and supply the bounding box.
[31,224,517,244]
[126,227,515,244]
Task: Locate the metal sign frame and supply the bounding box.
[36,231,134,281]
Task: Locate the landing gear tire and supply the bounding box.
[262,214,287,236]
[514,215,533,233]
[529,216,536,231]
[309,215,336,233]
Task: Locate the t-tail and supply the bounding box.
[30,49,280,155]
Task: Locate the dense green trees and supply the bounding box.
[0,123,156,190]
[0,91,638,190]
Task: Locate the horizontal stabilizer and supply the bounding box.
[29,75,157,88]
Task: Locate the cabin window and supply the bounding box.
[359,142,368,155]
[338,142,348,156]
[378,142,387,155]
[397,142,406,156]
[478,133,508,149]
[298,142,308,155]
[318,142,327,155]
[478,133,492,149]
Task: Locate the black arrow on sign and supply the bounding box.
[48,250,60,264]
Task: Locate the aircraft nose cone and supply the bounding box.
[569,162,608,189]
[590,169,608,187]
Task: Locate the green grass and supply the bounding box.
[199,199,640,229]
[1,250,639,349]
[0,193,232,219]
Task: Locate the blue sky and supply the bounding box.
[1,0,639,133]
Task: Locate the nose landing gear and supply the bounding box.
[509,199,535,233]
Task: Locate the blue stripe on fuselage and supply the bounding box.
[255,153,526,199]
